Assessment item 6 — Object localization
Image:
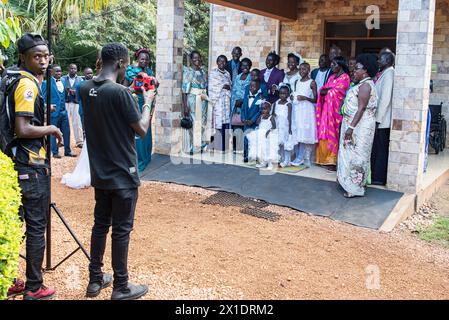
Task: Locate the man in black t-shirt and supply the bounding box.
[80,43,154,300]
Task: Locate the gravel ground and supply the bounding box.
[13,148,449,300]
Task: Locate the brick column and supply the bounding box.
[387,0,436,194]
[155,0,184,155]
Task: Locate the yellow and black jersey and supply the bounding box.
[7,70,48,168]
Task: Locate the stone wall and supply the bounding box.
[430,2,449,121]
[209,5,277,70]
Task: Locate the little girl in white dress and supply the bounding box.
[246,101,279,170]
[291,63,318,168]
[272,84,295,167]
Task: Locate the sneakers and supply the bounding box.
[7,279,25,298]
[279,161,289,168]
[256,161,267,168]
[290,159,304,167]
[304,159,312,168]
[86,273,113,298]
[111,283,148,300]
[266,163,274,170]
[23,285,56,300]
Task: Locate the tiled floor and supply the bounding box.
[423,149,449,189]
[183,148,449,192]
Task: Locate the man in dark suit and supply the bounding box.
[259,52,285,103]
[311,54,332,91]
[225,47,242,82]
[42,65,74,158]
[241,79,263,162]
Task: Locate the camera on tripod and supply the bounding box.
[132,72,157,92]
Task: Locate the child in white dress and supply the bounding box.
[272,84,295,167]
[291,63,318,168]
[246,101,279,170]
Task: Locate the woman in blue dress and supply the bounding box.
[124,48,155,172]
[230,58,252,153]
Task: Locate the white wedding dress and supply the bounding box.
[61,140,91,189]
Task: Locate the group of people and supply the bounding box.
[182,45,395,198]
[3,34,154,300]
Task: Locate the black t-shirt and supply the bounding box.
[80,79,141,190]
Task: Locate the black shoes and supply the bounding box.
[65,153,77,157]
[86,273,113,298]
[53,154,62,159]
[111,283,148,300]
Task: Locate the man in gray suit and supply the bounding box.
[371,51,395,185]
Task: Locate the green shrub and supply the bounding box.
[0,151,23,300]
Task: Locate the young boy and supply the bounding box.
[248,69,268,99]
[241,79,263,162]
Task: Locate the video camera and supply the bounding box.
[132,72,157,92]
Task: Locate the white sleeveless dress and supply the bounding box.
[292,79,317,144]
[246,116,279,163]
[274,100,296,151]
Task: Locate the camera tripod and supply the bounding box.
[44,0,90,271]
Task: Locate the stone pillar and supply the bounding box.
[387,0,436,194]
[155,0,184,155]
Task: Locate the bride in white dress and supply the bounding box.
[61,140,91,189]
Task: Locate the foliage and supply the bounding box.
[0,0,22,65]
[0,151,23,300]
[418,216,449,248]
[2,0,211,72]
[184,0,210,66]
[55,0,157,70]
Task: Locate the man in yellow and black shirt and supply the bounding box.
[6,34,62,300]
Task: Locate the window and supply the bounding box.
[324,19,397,57]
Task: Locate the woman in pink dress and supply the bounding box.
[315,56,351,171]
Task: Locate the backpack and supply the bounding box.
[0,71,24,155]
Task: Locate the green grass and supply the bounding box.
[418,216,449,248]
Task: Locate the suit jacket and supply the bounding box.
[61,74,83,104]
[241,90,263,129]
[375,66,394,129]
[226,60,243,82]
[42,77,66,119]
[259,67,285,103]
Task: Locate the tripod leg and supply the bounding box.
[51,203,91,261]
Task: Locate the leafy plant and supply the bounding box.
[0,151,23,300]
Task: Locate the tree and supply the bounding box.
[0,0,21,68]
[184,0,210,66]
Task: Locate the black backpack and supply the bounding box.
[0,71,24,156]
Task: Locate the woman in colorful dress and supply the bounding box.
[337,54,378,198]
[208,55,232,152]
[123,48,155,172]
[230,58,252,153]
[315,56,351,171]
[181,50,209,154]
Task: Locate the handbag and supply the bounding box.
[231,113,243,126]
[180,116,193,129]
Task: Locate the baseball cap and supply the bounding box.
[17,33,48,54]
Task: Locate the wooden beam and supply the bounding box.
[205,0,297,21]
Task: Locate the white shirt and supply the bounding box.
[264,68,273,83]
[68,76,76,87]
[315,69,328,91]
[55,79,64,93]
[248,90,261,109]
